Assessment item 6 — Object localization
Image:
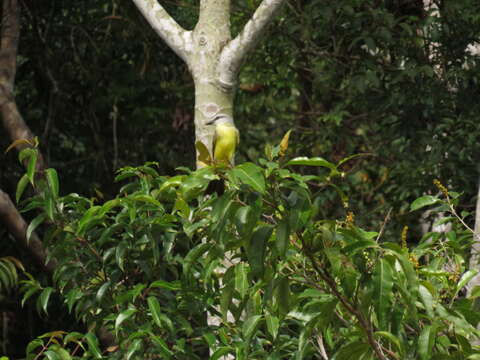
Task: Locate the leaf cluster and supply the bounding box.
[16,142,480,359]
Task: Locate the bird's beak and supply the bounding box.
[206,119,216,126]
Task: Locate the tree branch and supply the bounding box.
[217,0,286,88]
[131,0,193,63]
[0,189,56,273]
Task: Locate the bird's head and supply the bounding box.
[206,114,234,126]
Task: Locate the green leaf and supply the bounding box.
[84,332,102,359]
[418,325,436,360]
[372,258,394,330]
[26,339,44,355]
[242,315,262,341]
[45,195,55,221]
[230,162,266,194]
[220,268,234,320]
[410,195,441,211]
[115,308,137,333]
[45,168,59,198]
[265,314,279,340]
[96,281,111,303]
[234,206,258,238]
[183,243,211,276]
[195,140,212,165]
[38,287,54,315]
[16,174,29,203]
[147,296,162,328]
[150,333,173,359]
[275,220,290,257]
[44,350,62,360]
[286,156,337,171]
[115,241,128,272]
[276,276,290,319]
[49,346,71,360]
[180,167,218,201]
[419,284,435,318]
[235,262,249,299]
[247,226,272,277]
[26,214,46,244]
[337,153,371,167]
[334,341,370,360]
[455,269,478,297]
[126,339,142,360]
[149,280,181,291]
[27,152,38,185]
[22,286,40,307]
[211,347,234,360]
[374,331,403,356]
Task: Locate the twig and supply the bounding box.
[376,208,392,243]
[316,333,329,360]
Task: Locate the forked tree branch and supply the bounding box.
[217,0,286,88]
[131,0,193,62]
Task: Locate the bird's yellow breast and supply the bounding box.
[213,124,239,164]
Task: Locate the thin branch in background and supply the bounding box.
[316,333,329,360]
[111,100,119,171]
[376,207,392,243]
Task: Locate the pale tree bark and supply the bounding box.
[131,0,286,166]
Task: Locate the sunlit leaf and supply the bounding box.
[45,168,59,198]
[279,129,292,157]
[372,258,394,330]
[229,162,266,194]
[410,195,441,211]
[147,296,162,328]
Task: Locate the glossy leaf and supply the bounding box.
[38,287,54,315]
[372,258,394,330]
[410,195,441,211]
[84,332,102,359]
[115,308,137,333]
[150,334,173,359]
[275,220,290,257]
[279,129,292,157]
[242,314,262,341]
[147,296,162,328]
[26,214,46,244]
[27,153,37,185]
[265,314,279,340]
[235,263,249,299]
[45,168,59,198]
[247,226,272,277]
[16,174,29,203]
[230,162,266,194]
[286,156,337,171]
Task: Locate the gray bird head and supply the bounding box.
[206,114,234,126]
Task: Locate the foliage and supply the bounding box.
[17,139,480,359]
[0,257,25,295]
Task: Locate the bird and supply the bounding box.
[206,114,239,166]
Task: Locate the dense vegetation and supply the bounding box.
[1,0,480,359]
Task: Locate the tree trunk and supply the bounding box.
[132,0,285,163]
